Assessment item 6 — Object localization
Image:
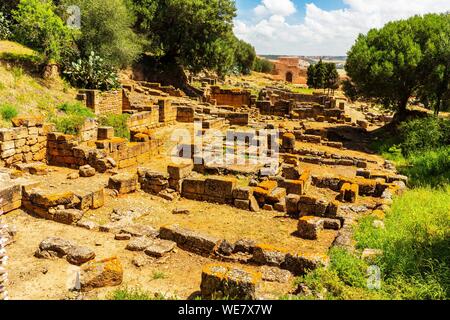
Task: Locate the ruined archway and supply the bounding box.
[286,72,293,83]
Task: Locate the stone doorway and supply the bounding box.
[286,72,293,83]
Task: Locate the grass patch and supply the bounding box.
[355,187,450,299]
[293,187,450,300]
[0,103,19,121]
[109,287,168,300]
[98,113,130,140]
[49,102,95,135]
[152,270,167,280]
[399,147,450,188]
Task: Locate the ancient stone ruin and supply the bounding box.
[0,77,404,300]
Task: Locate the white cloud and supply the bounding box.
[254,0,297,17]
[235,0,450,55]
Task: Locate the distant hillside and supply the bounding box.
[0,41,78,127]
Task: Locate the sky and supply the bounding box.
[234,0,450,56]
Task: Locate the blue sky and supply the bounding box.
[233,0,450,56]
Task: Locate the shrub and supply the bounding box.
[0,103,19,121]
[12,0,73,62]
[57,102,95,118]
[400,147,450,188]
[253,57,274,74]
[98,113,130,140]
[398,117,450,156]
[49,102,95,135]
[60,0,142,69]
[0,11,12,40]
[63,51,120,91]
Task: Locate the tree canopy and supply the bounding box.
[59,0,142,68]
[346,13,450,116]
[307,59,340,94]
[132,0,237,74]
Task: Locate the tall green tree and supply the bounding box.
[415,14,450,115]
[132,0,237,90]
[234,38,256,75]
[253,57,273,73]
[345,13,449,117]
[12,0,73,62]
[325,63,340,95]
[59,0,142,68]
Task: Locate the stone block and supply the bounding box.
[286,194,300,216]
[97,127,114,140]
[205,177,236,199]
[234,199,250,210]
[80,257,123,292]
[167,161,194,180]
[297,216,324,240]
[108,173,138,194]
[201,264,261,300]
[232,187,253,200]
[159,224,220,256]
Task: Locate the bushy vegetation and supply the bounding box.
[98,113,130,140]
[49,102,94,135]
[346,13,450,116]
[307,59,340,94]
[110,287,168,300]
[0,103,19,121]
[59,0,142,69]
[12,0,73,62]
[253,57,274,74]
[373,117,450,187]
[0,12,12,40]
[63,51,120,90]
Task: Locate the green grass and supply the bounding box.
[400,147,450,188]
[98,113,130,140]
[152,270,167,280]
[355,187,450,299]
[0,103,19,121]
[293,187,450,300]
[109,287,168,300]
[48,102,95,135]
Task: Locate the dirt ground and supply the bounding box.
[4,210,292,300]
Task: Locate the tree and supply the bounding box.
[306,64,316,88]
[253,57,273,73]
[415,14,450,115]
[132,0,237,91]
[345,14,449,117]
[325,63,340,95]
[307,59,339,94]
[12,0,73,62]
[59,0,142,68]
[234,38,256,75]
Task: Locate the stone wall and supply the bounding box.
[0,117,51,167]
[208,86,252,107]
[176,107,195,123]
[77,90,123,115]
[127,110,160,131]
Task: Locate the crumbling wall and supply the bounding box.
[0,117,51,167]
[77,90,123,115]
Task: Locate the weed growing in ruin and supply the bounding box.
[152,271,167,280]
[98,113,130,140]
[0,103,18,121]
[110,287,168,300]
[49,102,95,135]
